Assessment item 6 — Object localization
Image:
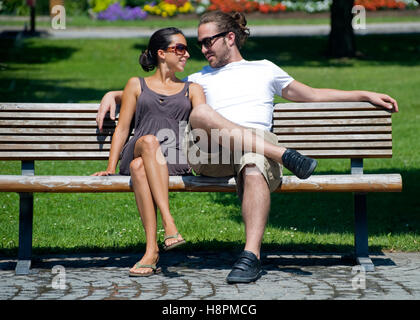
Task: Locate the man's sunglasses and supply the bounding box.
[197,31,229,49]
[166,43,188,55]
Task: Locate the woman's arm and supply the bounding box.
[92,78,140,176]
[189,83,207,108]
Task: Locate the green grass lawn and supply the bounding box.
[0,33,419,256]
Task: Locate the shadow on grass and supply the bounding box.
[0,38,79,64]
[0,38,110,102]
[1,34,419,103]
[209,168,418,242]
[241,34,420,67]
[0,77,107,102]
[137,34,420,68]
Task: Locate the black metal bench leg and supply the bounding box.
[15,192,33,275]
[354,192,375,272]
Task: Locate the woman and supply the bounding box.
[93,28,206,276]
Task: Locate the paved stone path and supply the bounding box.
[1,251,419,300]
[1,22,420,39]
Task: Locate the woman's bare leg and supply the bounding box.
[129,156,159,275]
[134,135,183,246]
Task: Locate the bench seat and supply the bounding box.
[0,174,402,193]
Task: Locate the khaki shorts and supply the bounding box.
[182,123,282,200]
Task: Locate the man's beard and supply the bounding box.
[208,42,231,68]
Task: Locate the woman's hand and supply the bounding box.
[91,170,115,176]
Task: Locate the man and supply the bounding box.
[96,11,398,284]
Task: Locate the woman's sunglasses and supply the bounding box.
[197,31,229,49]
[166,43,188,56]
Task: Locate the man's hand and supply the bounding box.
[363,91,399,113]
[96,91,119,132]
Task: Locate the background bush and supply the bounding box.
[0,0,90,16]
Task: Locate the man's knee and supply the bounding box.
[242,164,264,180]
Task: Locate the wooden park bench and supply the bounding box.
[0,102,402,275]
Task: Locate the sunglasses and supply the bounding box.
[197,31,229,49]
[165,43,188,55]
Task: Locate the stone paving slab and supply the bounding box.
[0,251,419,300]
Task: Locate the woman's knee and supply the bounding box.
[129,157,146,176]
[136,135,160,154]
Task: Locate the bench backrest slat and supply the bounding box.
[0,102,392,160]
[273,102,392,158]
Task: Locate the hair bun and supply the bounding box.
[139,49,155,72]
[231,11,247,29]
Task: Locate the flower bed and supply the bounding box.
[0,0,420,21]
[144,0,194,17]
[202,0,418,14]
[355,0,418,11]
[2,0,416,19]
[97,3,147,20]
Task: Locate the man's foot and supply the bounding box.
[281,148,317,179]
[226,250,262,284]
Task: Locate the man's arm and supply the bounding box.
[282,80,398,112]
[96,90,124,132]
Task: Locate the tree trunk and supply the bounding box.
[26,0,36,33]
[50,0,65,15]
[328,0,356,58]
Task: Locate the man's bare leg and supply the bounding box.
[226,165,269,283]
[241,165,270,259]
[190,104,286,164]
[190,104,318,180]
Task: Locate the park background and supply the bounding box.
[0,0,419,258]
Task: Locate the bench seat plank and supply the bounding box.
[0,174,402,193]
[0,150,393,160]
[0,141,392,151]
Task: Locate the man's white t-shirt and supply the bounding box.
[186,59,294,131]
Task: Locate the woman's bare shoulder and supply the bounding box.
[125,77,142,96]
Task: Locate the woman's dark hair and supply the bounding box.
[139,27,185,72]
[199,11,250,49]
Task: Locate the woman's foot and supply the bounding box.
[129,251,160,277]
[163,232,186,251]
